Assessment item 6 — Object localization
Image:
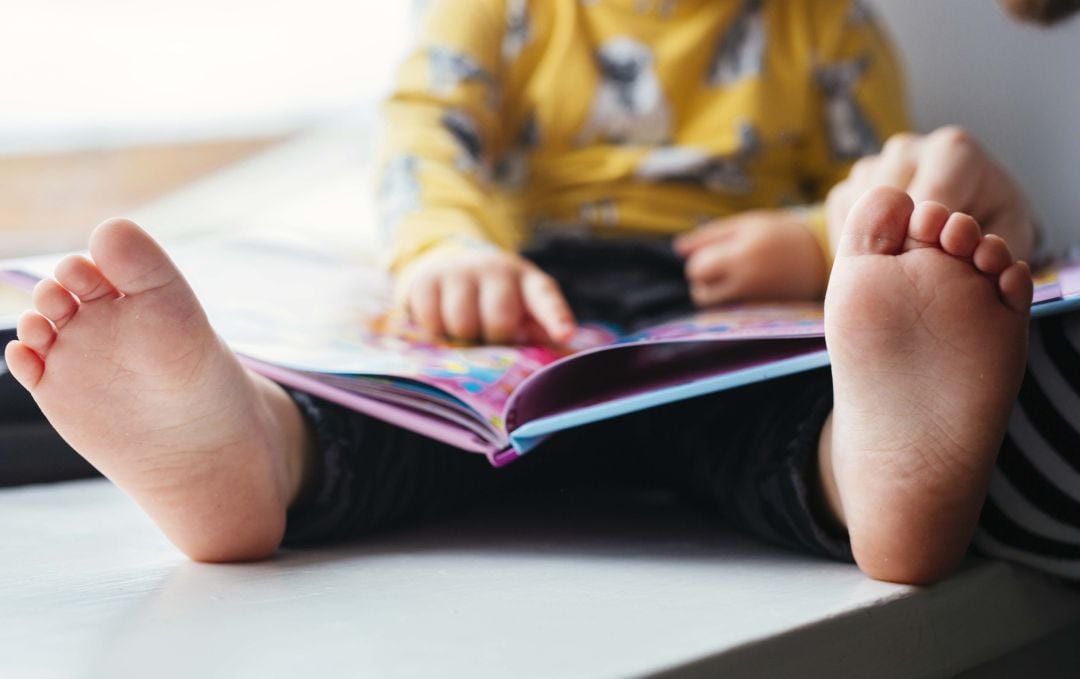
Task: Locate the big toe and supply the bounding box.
[836,187,916,258]
[88,219,184,296]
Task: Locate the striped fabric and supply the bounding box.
[974,313,1080,578]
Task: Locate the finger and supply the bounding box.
[691,277,739,307]
[983,207,1036,263]
[979,170,1030,226]
[906,127,984,211]
[441,274,481,341]
[521,269,576,344]
[674,219,738,256]
[684,241,737,284]
[408,275,444,338]
[479,273,524,344]
[685,243,738,306]
[519,316,556,346]
[825,179,857,253]
[869,132,921,189]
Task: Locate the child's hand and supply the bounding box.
[826,127,1036,261]
[398,247,577,345]
[674,210,828,307]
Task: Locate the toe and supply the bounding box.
[55,255,119,303]
[88,219,184,296]
[940,213,982,258]
[837,187,915,258]
[973,235,1014,276]
[5,340,45,390]
[905,201,951,249]
[16,311,58,357]
[32,279,80,328]
[999,261,1034,314]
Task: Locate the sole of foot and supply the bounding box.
[4,219,312,562]
[824,187,1033,584]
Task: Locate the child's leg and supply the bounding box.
[821,187,1033,584]
[281,389,529,545]
[285,386,685,546]
[972,312,1080,578]
[628,369,850,562]
[4,220,320,562]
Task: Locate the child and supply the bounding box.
[384,0,908,342]
[3,0,1034,585]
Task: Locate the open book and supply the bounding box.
[3,237,1079,467]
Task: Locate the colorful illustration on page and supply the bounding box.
[355,312,619,426]
[169,239,616,426]
[618,303,826,344]
[1033,267,1062,304]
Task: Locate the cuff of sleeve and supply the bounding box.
[383,209,510,274]
[800,204,834,275]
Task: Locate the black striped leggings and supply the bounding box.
[975,312,1080,578]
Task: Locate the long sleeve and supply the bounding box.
[378,0,518,273]
[797,0,911,258]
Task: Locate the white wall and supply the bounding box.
[867,0,1080,251]
[0,1,411,154]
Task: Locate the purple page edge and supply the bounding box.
[1034,282,1063,304]
[241,358,504,460]
[502,331,821,431]
[505,338,824,432]
[0,270,36,289]
[1061,267,1080,298]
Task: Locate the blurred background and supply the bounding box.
[0,0,412,258]
[0,0,1077,261]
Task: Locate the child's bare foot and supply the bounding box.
[823,187,1033,584]
[3,220,314,562]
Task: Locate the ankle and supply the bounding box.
[253,374,319,509]
[814,414,847,530]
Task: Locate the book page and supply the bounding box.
[173,238,623,430]
[616,303,824,344]
[0,282,29,332]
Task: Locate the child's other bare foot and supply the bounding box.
[4,220,314,562]
[823,187,1032,584]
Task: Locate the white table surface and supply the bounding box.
[2,480,1079,679]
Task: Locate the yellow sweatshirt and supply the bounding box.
[379,0,909,272]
